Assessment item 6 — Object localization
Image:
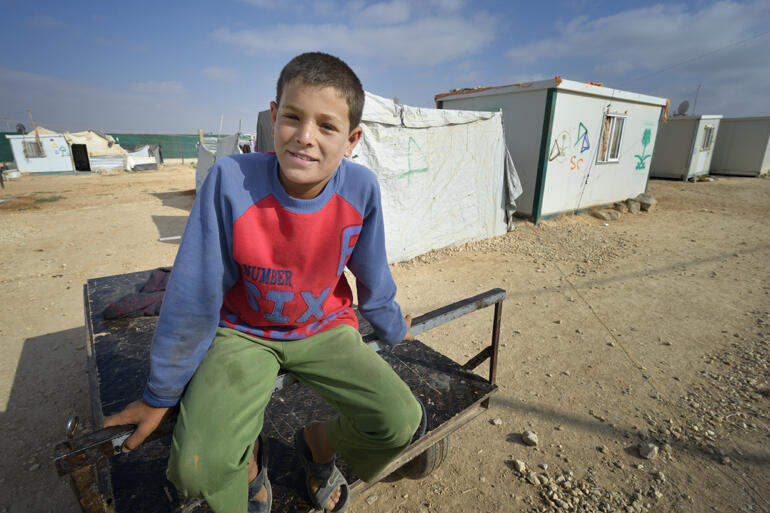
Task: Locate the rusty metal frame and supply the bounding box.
[58,286,506,513]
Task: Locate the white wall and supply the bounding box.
[688,119,720,177]
[541,92,661,216]
[439,89,547,216]
[7,135,75,173]
[711,117,770,176]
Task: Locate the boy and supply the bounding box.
[103,52,422,513]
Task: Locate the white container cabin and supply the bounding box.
[649,115,722,180]
[710,117,770,177]
[436,78,668,223]
[5,133,75,173]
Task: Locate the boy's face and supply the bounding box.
[270,80,362,199]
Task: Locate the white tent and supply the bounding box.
[195,133,242,190]
[253,91,521,262]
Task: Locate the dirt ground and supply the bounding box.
[0,164,768,513]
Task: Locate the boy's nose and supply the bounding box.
[296,122,315,145]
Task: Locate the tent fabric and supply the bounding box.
[195,134,241,191]
[256,110,274,153]
[353,92,519,262]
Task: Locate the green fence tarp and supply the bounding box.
[1,133,15,163]
[108,134,199,159]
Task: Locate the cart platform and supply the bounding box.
[56,270,505,513]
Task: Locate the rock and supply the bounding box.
[28,463,40,471]
[592,209,621,221]
[625,199,641,214]
[614,202,629,213]
[365,494,378,505]
[513,459,527,473]
[491,418,503,426]
[527,471,541,486]
[634,193,658,212]
[638,443,659,459]
[522,430,539,446]
[598,445,608,454]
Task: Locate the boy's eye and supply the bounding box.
[321,123,336,131]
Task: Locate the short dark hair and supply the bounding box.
[276,52,365,130]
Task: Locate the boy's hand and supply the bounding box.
[103,399,171,453]
[403,314,414,341]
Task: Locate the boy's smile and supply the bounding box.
[270,81,362,199]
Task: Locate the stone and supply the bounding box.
[365,494,378,505]
[638,443,659,459]
[614,201,629,213]
[491,418,503,426]
[592,209,621,221]
[527,471,541,486]
[28,463,40,471]
[513,459,527,473]
[625,200,641,214]
[522,430,539,446]
[635,193,658,212]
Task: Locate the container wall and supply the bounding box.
[650,118,697,179]
[711,118,770,176]
[688,119,720,177]
[7,135,75,173]
[540,92,660,216]
[439,89,547,216]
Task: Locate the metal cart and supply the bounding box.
[54,270,505,512]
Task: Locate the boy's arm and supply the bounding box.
[104,161,239,447]
[346,179,408,345]
[143,162,240,406]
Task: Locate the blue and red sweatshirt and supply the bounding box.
[143,152,406,407]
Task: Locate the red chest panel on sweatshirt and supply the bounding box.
[223,194,363,335]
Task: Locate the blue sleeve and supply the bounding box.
[346,177,407,346]
[143,162,240,406]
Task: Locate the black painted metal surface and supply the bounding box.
[83,270,499,513]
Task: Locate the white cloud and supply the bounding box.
[356,0,411,25]
[212,12,495,66]
[0,68,209,132]
[129,81,186,96]
[427,0,466,13]
[27,14,65,28]
[504,0,770,116]
[202,66,240,82]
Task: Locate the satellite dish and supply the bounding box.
[16,123,26,134]
[677,100,689,116]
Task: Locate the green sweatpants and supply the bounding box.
[166,324,422,513]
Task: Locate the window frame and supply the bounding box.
[701,125,714,151]
[23,139,46,159]
[597,112,628,164]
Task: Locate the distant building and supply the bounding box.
[710,117,770,177]
[649,115,722,180]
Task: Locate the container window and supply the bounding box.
[598,113,626,163]
[23,140,45,159]
[701,125,714,151]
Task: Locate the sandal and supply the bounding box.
[247,434,272,513]
[294,428,349,512]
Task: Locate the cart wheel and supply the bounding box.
[396,436,451,479]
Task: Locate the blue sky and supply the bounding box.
[1,0,768,134]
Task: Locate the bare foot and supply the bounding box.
[247,440,269,503]
[304,423,342,511]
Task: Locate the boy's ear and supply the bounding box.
[344,125,363,158]
[269,101,278,128]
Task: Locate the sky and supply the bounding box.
[1,0,769,134]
